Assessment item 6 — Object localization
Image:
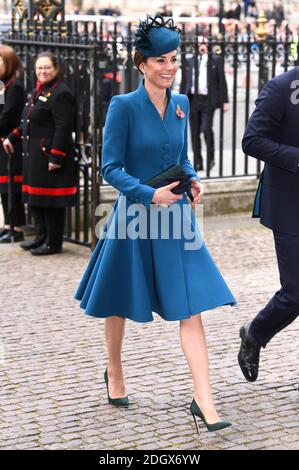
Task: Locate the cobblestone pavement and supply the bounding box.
[0,214,298,450]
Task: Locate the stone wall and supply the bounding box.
[99,177,258,217]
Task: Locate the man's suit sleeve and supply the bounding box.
[242,79,299,173]
[102,95,155,208]
[215,58,228,103]
[180,59,191,95]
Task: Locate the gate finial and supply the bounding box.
[256,10,267,41]
[12,0,65,25]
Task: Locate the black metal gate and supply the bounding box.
[3,13,299,246]
[5,20,104,247]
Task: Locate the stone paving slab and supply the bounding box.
[0,214,298,450]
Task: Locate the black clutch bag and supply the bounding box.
[146,164,194,201]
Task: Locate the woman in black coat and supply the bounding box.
[0,45,25,243]
[4,51,77,255]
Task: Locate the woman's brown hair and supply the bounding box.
[0,45,23,82]
[133,50,148,74]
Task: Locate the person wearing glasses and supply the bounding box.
[3,51,77,255]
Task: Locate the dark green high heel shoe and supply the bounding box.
[190,399,231,433]
[104,368,129,407]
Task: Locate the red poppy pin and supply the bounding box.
[176,104,185,119]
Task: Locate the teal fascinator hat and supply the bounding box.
[134,15,181,57]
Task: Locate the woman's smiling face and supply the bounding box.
[140,50,178,90]
[35,56,58,85]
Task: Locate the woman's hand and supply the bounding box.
[152,181,183,206]
[3,138,14,155]
[48,162,62,171]
[190,179,204,205]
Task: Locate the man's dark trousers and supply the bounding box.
[189,94,215,170]
[250,231,299,348]
[30,206,66,249]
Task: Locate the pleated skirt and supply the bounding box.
[75,195,236,322]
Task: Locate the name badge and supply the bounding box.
[39,96,47,102]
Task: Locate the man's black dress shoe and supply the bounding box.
[238,322,261,382]
[20,239,45,251]
[0,230,24,243]
[30,244,62,256]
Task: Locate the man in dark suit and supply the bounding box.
[238,68,299,382]
[180,41,229,171]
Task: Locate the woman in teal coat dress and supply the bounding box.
[76,15,235,432]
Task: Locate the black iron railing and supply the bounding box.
[2,18,298,246]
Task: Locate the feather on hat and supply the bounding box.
[134,15,181,57]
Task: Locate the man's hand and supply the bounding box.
[48,162,62,171]
[2,138,14,155]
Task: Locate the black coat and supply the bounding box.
[243,67,299,235]
[8,76,77,207]
[180,56,229,109]
[0,76,25,193]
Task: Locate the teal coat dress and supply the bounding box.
[75,81,236,322]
